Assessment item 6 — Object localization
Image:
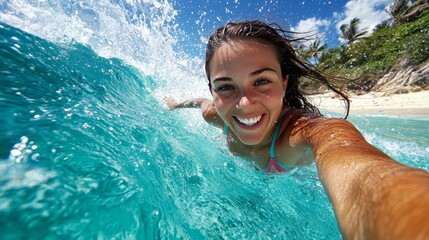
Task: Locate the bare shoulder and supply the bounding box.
[306,117,365,144]
[288,114,366,148]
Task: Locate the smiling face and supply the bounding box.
[209,40,287,145]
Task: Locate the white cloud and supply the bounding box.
[291,17,331,46]
[336,0,392,36]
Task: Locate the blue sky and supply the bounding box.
[171,0,394,57]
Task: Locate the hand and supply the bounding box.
[163,97,178,110]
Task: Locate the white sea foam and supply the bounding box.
[0,0,208,102]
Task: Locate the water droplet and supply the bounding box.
[10,149,21,157]
[31,153,40,161]
[21,136,28,144]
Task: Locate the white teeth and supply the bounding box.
[236,115,262,126]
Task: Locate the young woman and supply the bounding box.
[166,20,429,239]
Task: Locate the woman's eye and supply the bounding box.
[255,79,270,86]
[217,85,234,92]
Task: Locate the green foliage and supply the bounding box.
[316,9,429,88]
[407,33,429,64]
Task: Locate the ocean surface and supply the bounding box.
[1,1,428,239]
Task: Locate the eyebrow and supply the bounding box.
[212,77,232,83]
[250,67,277,76]
[212,67,277,83]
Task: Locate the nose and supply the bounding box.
[236,88,254,109]
[237,96,250,109]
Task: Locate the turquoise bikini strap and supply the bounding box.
[223,123,228,134]
[270,114,286,158]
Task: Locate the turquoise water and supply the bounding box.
[1,2,428,239]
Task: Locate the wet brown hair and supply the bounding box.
[205,20,350,118]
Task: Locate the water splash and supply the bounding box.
[0,0,207,99]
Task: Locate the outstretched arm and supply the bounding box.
[164,97,211,109]
[164,97,224,128]
[290,118,429,239]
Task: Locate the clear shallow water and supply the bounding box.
[1,1,428,239]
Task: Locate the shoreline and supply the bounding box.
[308,90,429,117]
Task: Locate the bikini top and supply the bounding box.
[223,113,292,173]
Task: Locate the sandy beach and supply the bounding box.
[308,90,429,117]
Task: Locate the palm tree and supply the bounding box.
[388,0,410,24]
[388,0,429,24]
[374,19,392,32]
[293,44,308,60]
[293,39,327,63]
[305,39,327,63]
[340,18,368,45]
